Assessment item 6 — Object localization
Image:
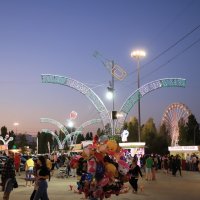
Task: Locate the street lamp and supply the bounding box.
[13,122,19,134]
[131,50,146,142]
[67,120,74,133]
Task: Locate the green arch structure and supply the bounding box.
[116,78,186,131]
[41,74,111,128]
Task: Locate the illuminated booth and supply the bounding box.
[168,146,200,170]
[119,142,145,165]
[168,146,200,158]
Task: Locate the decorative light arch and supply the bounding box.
[76,119,102,131]
[40,118,103,149]
[40,118,69,135]
[116,78,186,131]
[41,129,82,149]
[0,136,13,145]
[41,74,111,127]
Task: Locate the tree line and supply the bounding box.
[0,114,199,155]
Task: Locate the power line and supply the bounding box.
[141,37,200,80]
[122,36,200,89]
[128,24,200,78]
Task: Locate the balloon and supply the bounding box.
[98,143,107,153]
[87,157,97,175]
[94,152,104,162]
[105,162,118,178]
[93,187,104,199]
[99,135,109,143]
[95,161,105,181]
[97,175,109,187]
[85,173,93,181]
[106,140,118,152]
[93,135,99,144]
[82,147,91,158]
[118,160,129,175]
[70,155,82,169]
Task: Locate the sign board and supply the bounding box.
[168,146,199,152]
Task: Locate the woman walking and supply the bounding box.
[32,156,50,200]
[129,159,143,193]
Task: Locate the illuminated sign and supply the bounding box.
[168,146,199,151]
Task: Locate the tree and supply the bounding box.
[96,128,105,137]
[85,132,93,140]
[37,131,53,154]
[15,134,28,153]
[159,123,171,146]
[179,114,200,145]
[127,117,138,142]
[141,118,157,154]
[178,118,188,145]
[8,130,16,149]
[76,134,85,144]
[1,126,7,138]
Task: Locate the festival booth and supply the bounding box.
[119,142,146,166]
[0,145,8,155]
[69,141,93,155]
[168,146,200,170]
[69,143,83,155]
[168,146,200,159]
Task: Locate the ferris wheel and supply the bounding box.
[161,102,191,146]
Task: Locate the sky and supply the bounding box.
[0,0,200,136]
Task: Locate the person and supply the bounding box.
[50,154,55,176]
[175,155,182,176]
[32,155,50,200]
[14,153,21,176]
[30,159,39,200]
[171,155,177,176]
[1,152,17,200]
[64,155,71,176]
[128,159,143,193]
[145,155,153,181]
[25,156,35,187]
[163,155,169,174]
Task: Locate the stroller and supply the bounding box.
[56,167,68,178]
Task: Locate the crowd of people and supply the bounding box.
[1,150,200,200]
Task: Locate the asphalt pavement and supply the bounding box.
[0,169,199,200]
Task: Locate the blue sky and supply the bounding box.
[0,0,200,135]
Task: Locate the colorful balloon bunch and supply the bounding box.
[70,135,130,200]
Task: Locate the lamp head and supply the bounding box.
[131,50,146,58]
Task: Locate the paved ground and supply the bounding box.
[0,170,199,200]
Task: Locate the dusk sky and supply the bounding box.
[0,0,200,135]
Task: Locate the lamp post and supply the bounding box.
[106,61,115,136]
[131,50,146,142]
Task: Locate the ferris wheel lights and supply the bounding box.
[161,102,191,146]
